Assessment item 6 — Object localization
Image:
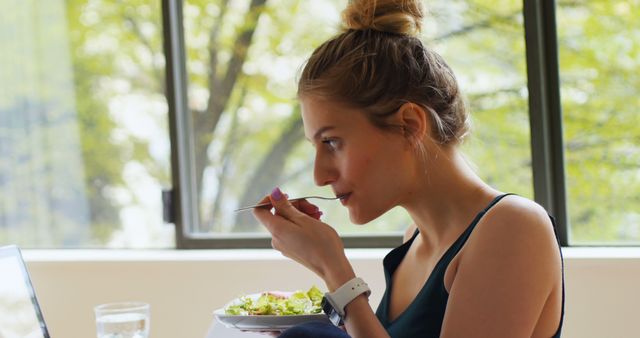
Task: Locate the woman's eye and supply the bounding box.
[321,138,341,150]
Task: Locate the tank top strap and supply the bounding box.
[463,193,514,232]
[411,193,515,241]
[482,193,516,213]
[445,193,516,258]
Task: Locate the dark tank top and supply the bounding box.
[375,194,565,338]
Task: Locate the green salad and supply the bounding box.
[225,286,324,316]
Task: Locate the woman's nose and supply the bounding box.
[313,153,338,186]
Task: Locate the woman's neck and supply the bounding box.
[401,147,499,249]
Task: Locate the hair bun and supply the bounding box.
[342,0,424,36]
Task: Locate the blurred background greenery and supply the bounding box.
[0,0,637,247]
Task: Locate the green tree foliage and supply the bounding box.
[1,0,169,247]
[2,0,637,247]
[558,0,640,243]
[190,0,533,234]
[66,0,169,245]
[189,0,639,242]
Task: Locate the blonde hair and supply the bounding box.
[343,0,423,36]
[298,0,470,145]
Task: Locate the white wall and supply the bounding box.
[23,248,640,338]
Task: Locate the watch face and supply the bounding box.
[321,296,343,326]
[328,311,343,327]
[321,296,333,315]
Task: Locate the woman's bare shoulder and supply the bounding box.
[467,194,560,264]
[442,195,562,337]
[481,194,554,233]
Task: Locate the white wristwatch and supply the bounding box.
[321,277,371,326]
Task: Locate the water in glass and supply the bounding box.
[96,312,148,338]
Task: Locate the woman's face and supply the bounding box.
[301,96,419,224]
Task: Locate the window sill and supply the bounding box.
[20,246,640,262]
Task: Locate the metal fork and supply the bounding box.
[234,195,341,212]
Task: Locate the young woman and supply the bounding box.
[252,0,564,337]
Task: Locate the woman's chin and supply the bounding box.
[349,217,369,225]
[348,209,383,225]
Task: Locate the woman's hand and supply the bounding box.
[252,188,355,291]
[289,197,323,220]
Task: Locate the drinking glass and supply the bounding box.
[94,302,150,338]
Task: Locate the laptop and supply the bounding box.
[0,245,51,338]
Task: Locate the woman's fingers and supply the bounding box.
[251,191,311,235]
[268,188,310,223]
[252,195,284,233]
[252,188,325,240]
[292,199,323,220]
[251,188,346,278]
[252,190,324,222]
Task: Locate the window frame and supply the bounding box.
[163,0,569,249]
[522,0,569,246]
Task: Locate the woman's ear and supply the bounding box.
[396,102,430,142]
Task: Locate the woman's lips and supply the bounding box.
[338,193,351,205]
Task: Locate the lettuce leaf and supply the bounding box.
[225,286,324,316]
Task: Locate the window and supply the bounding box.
[3,0,637,248]
[173,0,532,248]
[557,1,640,244]
[0,1,172,248]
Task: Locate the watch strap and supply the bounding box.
[324,277,371,317]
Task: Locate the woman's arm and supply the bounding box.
[440,197,562,338]
[253,189,390,338]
